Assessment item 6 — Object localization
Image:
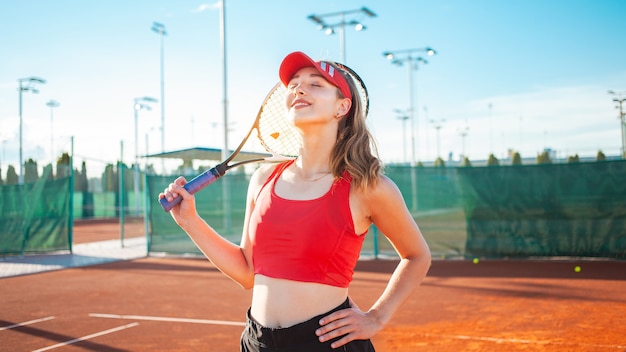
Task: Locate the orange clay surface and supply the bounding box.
[1,220,625,351]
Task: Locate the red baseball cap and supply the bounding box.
[279,51,352,99]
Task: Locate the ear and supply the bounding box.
[336,98,352,117]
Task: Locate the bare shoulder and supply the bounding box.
[359,175,408,220]
[351,175,404,221]
[369,175,403,200]
[247,162,282,199]
[251,163,279,184]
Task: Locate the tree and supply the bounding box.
[512,152,522,165]
[434,157,446,168]
[24,158,39,183]
[44,163,54,180]
[487,154,499,166]
[41,164,53,181]
[145,163,156,175]
[567,154,580,163]
[56,153,71,178]
[102,163,116,192]
[537,150,552,164]
[78,161,94,218]
[6,165,18,185]
[461,156,472,167]
[75,161,88,192]
[596,150,606,161]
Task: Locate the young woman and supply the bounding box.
[159,51,431,351]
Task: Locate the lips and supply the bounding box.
[291,99,311,109]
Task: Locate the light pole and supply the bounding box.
[394,109,410,164]
[488,103,494,153]
[458,125,469,160]
[383,47,436,212]
[133,96,158,217]
[218,0,233,234]
[1,139,6,170]
[383,48,436,164]
[430,118,445,160]
[307,7,376,63]
[151,22,167,171]
[1,139,7,177]
[608,90,626,158]
[46,99,60,164]
[17,77,46,184]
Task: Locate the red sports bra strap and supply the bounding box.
[257,160,295,200]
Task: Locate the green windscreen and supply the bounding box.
[457,160,626,259]
[0,176,72,255]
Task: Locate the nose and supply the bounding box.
[292,84,304,96]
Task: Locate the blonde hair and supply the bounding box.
[327,62,382,190]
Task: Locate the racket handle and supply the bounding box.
[159,167,223,212]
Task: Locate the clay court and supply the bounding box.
[1,221,626,351]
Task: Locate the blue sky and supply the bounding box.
[1,0,625,176]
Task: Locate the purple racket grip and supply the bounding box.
[159,167,223,212]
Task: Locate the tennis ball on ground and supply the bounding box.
[472,258,479,264]
[574,265,581,273]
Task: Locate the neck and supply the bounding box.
[293,156,331,180]
[293,116,338,177]
[298,125,336,162]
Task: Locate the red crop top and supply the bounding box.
[248,160,367,288]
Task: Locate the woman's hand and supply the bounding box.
[316,299,382,349]
[158,176,198,226]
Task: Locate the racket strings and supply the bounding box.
[257,84,302,158]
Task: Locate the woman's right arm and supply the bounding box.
[158,165,272,289]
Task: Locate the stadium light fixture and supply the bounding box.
[307,7,377,63]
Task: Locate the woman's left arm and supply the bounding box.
[317,175,431,348]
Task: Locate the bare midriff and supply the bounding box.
[250,274,349,328]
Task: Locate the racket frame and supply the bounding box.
[159,83,293,212]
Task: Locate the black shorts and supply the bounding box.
[240,298,376,352]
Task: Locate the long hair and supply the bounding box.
[327,62,382,190]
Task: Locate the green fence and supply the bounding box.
[146,172,250,255]
[145,161,626,259]
[0,175,73,255]
[144,165,467,258]
[458,160,626,259]
[3,160,625,259]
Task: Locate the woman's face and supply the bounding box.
[285,67,349,126]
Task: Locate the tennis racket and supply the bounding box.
[159,82,301,212]
[335,62,370,117]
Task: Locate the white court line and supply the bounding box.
[0,316,55,331]
[423,333,626,349]
[90,313,246,327]
[31,322,139,352]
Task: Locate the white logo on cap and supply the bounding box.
[320,62,335,77]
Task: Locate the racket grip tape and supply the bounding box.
[159,165,226,212]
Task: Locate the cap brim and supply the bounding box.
[279,51,318,87]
